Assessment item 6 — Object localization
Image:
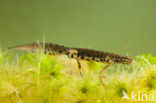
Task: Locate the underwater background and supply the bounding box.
[0,0,156,56]
[0,0,156,103]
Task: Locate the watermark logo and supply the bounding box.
[122,91,130,100]
[122,91,154,101]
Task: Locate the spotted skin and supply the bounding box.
[66,48,132,64]
[8,43,133,85]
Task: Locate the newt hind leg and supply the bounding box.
[76,60,83,77]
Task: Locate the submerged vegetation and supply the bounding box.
[0,50,156,103]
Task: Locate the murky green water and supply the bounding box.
[0,0,156,56]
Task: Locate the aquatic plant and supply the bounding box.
[0,51,156,103]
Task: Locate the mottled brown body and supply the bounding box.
[38,43,133,64]
[69,48,132,64]
[8,42,133,84]
[8,42,132,64]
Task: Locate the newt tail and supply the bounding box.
[8,42,133,84]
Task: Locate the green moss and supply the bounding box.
[112,82,127,97]
[0,52,156,103]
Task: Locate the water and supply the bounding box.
[0,0,156,56]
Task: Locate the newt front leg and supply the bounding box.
[99,56,114,85]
